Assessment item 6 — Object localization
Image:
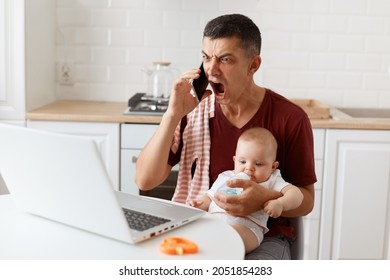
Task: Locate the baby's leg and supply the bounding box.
[231,224,261,253]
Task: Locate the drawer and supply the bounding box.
[120,149,140,195]
[121,124,158,149]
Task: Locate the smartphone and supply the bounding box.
[192,63,209,102]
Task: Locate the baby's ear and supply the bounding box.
[272,161,279,170]
[233,156,236,162]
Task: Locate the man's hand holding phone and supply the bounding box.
[191,63,209,102]
[166,64,211,120]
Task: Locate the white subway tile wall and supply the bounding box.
[56,0,390,108]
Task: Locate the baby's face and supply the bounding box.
[233,140,277,183]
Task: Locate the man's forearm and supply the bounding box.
[135,113,181,190]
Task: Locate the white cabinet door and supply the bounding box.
[27,120,120,190]
[320,129,390,259]
[0,0,25,121]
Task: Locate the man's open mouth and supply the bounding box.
[210,82,225,96]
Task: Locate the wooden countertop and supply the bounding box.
[26,100,162,124]
[26,100,390,130]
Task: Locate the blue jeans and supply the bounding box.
[245,236,291,260]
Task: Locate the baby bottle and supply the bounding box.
[217,172,250,195]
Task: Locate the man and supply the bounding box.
[135,14,316,259]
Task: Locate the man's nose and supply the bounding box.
[206,58,220,77]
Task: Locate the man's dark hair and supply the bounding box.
[203,14,262,57]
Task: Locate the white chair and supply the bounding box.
[290,217,304,260]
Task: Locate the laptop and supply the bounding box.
[0,124,205,244]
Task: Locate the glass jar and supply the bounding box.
[147,61,178,99]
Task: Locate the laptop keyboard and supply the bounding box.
[122,208,171,231]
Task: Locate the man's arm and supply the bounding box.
[213,180,314,217]
[135,113,180,190]
[135,71,209,191]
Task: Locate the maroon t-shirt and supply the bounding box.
[168,89,317,237]
[209,89,316,188]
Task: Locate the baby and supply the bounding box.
[187,127,303,253]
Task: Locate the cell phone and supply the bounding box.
[192,63,209,102]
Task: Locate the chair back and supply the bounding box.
[290,217,304,260]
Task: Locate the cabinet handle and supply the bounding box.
[132,156,138,163]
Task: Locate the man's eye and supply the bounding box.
[202,55,211,62]
[220,57,231,63]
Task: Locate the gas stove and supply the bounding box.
[123,93,169,115]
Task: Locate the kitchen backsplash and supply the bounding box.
[55,0,390,108]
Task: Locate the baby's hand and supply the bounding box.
[186,200,204,209]
[264,199,283,218]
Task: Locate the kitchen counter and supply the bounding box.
[311,107,390,130]
[26,100,390,130]
[26,100,162,124]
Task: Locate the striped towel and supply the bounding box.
[171,94,215,203]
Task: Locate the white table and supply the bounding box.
[0,195,244,260]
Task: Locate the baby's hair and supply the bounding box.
[238,127,278,159]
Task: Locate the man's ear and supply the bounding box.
[248,55,261,74]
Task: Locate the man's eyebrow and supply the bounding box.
[201,51,232,59]
[218,53,232,59]
[201,51,210,58]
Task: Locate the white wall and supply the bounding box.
[55,0,390,108]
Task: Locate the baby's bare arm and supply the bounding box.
[186,194,211,211]
[264,185,303,218]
